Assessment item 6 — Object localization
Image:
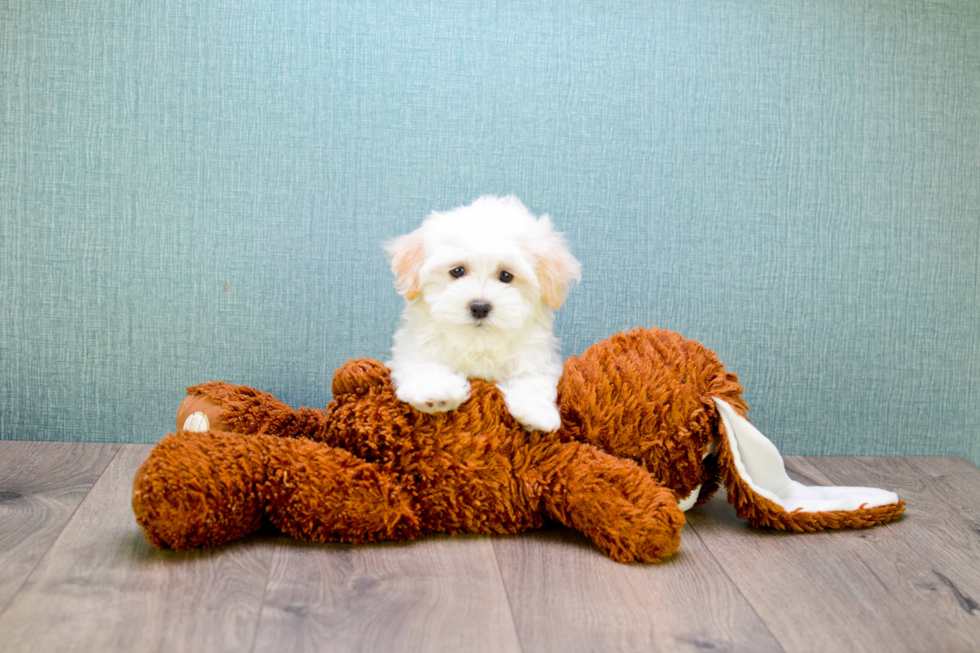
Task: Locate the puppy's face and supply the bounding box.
[386,196,581,332]
[416,240,538,331]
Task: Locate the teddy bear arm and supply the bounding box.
[535,441,686,563]
[178,382,327,441]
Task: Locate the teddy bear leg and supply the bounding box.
[264,436,423,545]
[536,442,685,563]
[133,429,275,550]
[177,382,327,441]
[134,429,424,550]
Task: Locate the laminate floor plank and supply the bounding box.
[1,447,976,653]
[902,456,980,527]
[686,456,980,653]
[0,441,120,615]
[492,524,784,653]
[253,535,523,653]
[810,457,980,641]
[0,444,275,653]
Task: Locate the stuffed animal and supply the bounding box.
[132,328,904,563]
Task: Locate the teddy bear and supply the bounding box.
[132,327,904,563]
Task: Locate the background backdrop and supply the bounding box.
[2,0,978,463]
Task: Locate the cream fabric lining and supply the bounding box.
[712,398,899,512]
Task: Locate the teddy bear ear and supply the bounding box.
[531,215,582,310]
[332,358,392,397]
[384,232,425,301]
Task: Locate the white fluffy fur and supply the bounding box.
[385,196,581,432]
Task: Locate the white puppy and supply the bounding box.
[384,195,581,432]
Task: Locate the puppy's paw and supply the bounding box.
[505,396,562,432]
[395,374,471,414]
[498,374,562,432]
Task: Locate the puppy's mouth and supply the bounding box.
[469,315,500,329]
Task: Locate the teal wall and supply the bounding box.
[2,1,978,462]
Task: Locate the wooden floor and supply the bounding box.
[1,443,979,653]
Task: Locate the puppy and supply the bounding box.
[384,195,581,432]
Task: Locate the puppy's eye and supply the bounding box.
[450,266,466,278]
[498,270,514,283]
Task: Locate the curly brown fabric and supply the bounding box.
[558,327,747,503]
[133,327,903,563]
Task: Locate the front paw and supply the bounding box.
[395,375,471,413]
[506,397,562,432]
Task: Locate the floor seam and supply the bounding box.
[491,540,528,653]
[686,505,789,653]
[0,442,124,621]
[245,541,278,653]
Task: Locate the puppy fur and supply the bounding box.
[385,195,581,432]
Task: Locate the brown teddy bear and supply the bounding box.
[132,328,904,563]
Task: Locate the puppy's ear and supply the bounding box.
[531,215,582,310]
[384,232,425,301]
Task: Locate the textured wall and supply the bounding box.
[2,0,978,462]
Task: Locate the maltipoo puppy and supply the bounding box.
[384,195,581,432]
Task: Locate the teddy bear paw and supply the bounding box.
[182,412,210,432]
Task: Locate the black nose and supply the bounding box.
[469,300,492,320]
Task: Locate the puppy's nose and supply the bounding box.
[469,300,492,320]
